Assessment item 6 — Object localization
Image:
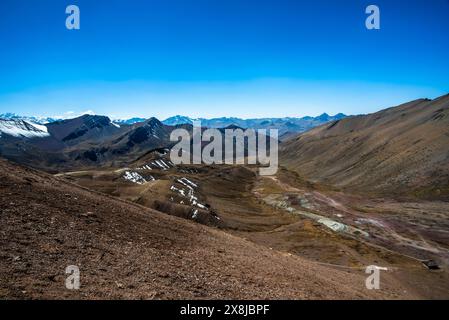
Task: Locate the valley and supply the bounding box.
[1,94,449,299]
[1,158,414,299]
[57,150,449,299]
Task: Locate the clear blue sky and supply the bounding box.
[0,0,448,119]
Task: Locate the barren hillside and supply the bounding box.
[0,158,413,299]
[280,94,449,199]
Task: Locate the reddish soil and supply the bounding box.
[0,158,414,299]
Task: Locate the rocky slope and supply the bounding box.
[280,94,449,200]
[0,158,413,299]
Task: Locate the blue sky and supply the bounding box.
[0,0,448,119]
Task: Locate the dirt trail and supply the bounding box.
[259,174,448,261]
[247,172,449,299]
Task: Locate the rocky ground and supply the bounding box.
[20,149,449,299]
[0,158,416,299]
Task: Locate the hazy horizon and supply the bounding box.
[1,91,447,122]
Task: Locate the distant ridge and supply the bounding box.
[1,112,347,137]
[162,113,347,136]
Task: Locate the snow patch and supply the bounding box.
[318,219,346,232]
[170,185,186,196]
[0,119,50,138]
[180,177,198,188]
[123,171,147,184]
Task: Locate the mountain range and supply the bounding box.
[1,112,347,138]
[1,94,449,299]
[1,95,448,199]
[0,111,345,171]
[0,112,59,125]
[162,113,347,137]
[0,115,175,171]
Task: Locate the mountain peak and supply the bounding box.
[315,113,331,121]
[333,113,347,120]
[145,117,163,126]
[163,115,193,126]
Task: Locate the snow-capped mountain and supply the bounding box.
[162,115,195,126]
[2,112,347,135]
[0,113,57,125]
[0,119,50,138]
[0,112,348,142]
[0,113,177,170]
[0,110,349,173]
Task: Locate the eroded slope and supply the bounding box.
[0,158,410,299]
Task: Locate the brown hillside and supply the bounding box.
[0,158,414,299]
[280,94,449,199]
